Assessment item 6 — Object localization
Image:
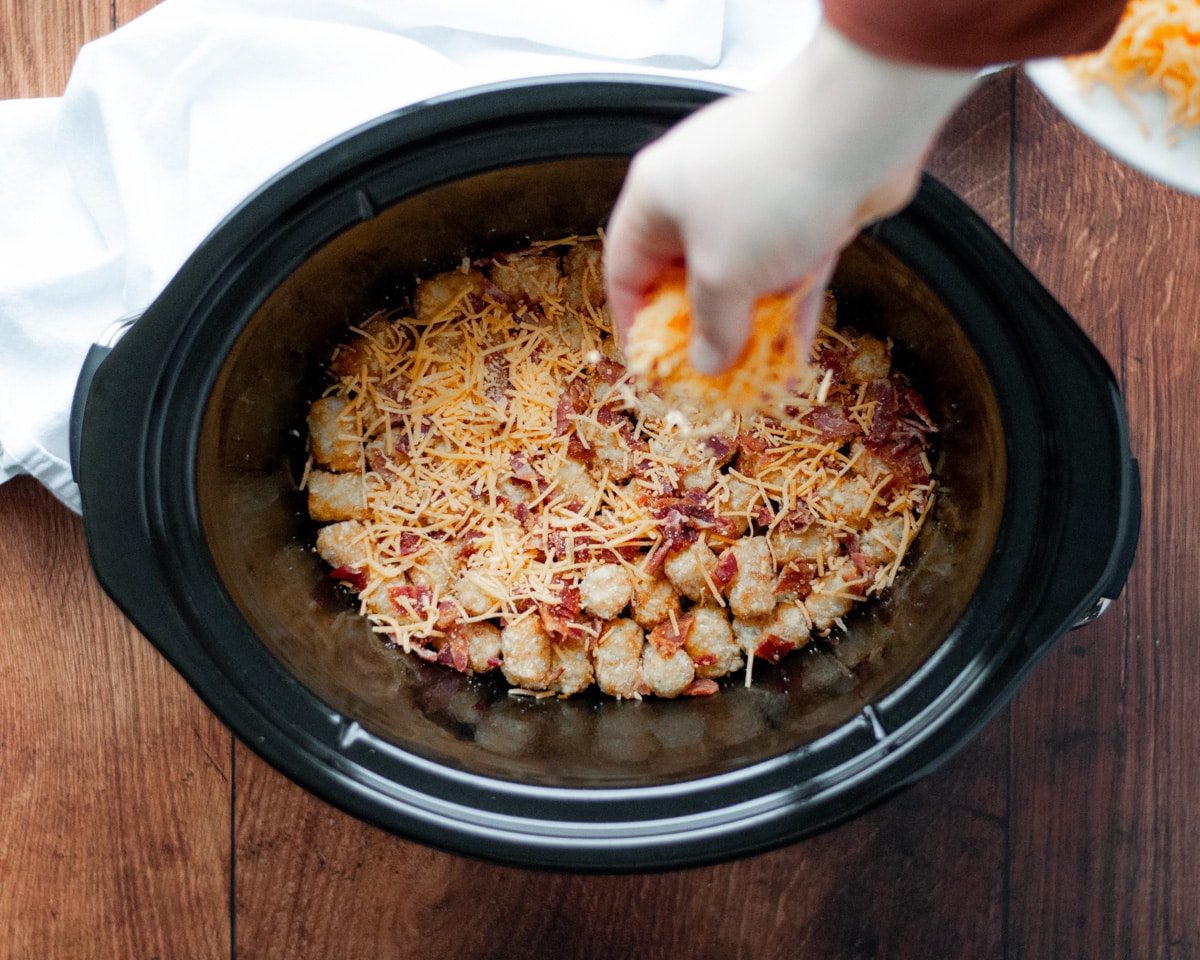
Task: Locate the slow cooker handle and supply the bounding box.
[69,314,140,483]
[1071,455,1141,629]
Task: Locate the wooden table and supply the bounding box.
[4,5,1198,958]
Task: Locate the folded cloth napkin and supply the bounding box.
[0,0,819,513]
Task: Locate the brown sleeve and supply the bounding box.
[823,0,1127,68]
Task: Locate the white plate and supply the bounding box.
[1026,57,1200,196]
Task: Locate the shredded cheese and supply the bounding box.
[1071,0,1200,138]
[305,236,938,699]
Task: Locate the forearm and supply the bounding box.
[823,0,1128,68]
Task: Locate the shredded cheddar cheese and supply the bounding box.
[624,269,820,424]
[304,236,937,699]
[1071,0,1200,137]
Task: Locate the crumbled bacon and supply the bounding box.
[703,433,734,460]
[554,377,592,435]
[538,581,586,641]
[329,565,368,592]
[866,378,897,446]
[388,584,434,618]
[594,359,627,385]
[509,451,541,485]
[775,559,816,598]
[434,600,459,631]
[804,404,860,441]
[754,634,795,663]
[648,614,694,656]
[713,551,739,588]
[775,506,814,533]
[681,678,720,697]
[436,627,471,673]
[567,434,595,462]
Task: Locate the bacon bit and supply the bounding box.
[486,654,503,670]
[554,377,592,435]
[754,634,795,663]
[681,678,720,697]
[513,501,531,527]
[735,432,769,454]
[644,540,672,574]
[329,565,368,592]
[510,451,541,485]
[388,584,434,618]
[567,434,595,462]
[703,433,734,460]
[436,627,471,673]
[803,404,860,441]
[735,432,781,474]
[775,505,814,533]
[369,449,398,482]
[596,404,622,427]
[713,551,739,588]
[412,643,439,663]
[539,582,586,641]
[866,378,897,446]
[871,439,931,486]
[775,559,816,598]
[434,600,459,631]
[849,551,880,588]
[692,652,719,667]
[648,614,694,656]
[377,376,410,404]
[816,340,852,379]
[893,371,936,431]
[754,503,776,528]
[396,532,422,556]
[594,359,627,385]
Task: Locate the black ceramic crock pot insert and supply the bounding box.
[72,77,1139,871]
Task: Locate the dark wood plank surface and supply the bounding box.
[3,8,1198,958]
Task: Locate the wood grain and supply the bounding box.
[0,479,231,959]
[1008,70,1200,960]
[4,10,1200,958]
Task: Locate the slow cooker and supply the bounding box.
[69,76,1140,871]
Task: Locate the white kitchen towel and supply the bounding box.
[0,0,820,513]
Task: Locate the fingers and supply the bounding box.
[685,271,757,375]
[793,253,837,350]
[603,158,684,347]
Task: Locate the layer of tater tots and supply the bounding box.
[304,237,936,699]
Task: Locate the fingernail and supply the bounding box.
[689,333,726,375]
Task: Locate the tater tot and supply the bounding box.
[843,332,891,382]
[630,574,682,630]
[460,621,502,674]
[561,241,604,313]
[579,564,634,621]
[500,616,554,690]
[490,254,562,304]
[315,519,368,570]
[551,635,595,697]
[594,618,644,698]
[662,539,719,603]
[307,470,369,522]
[685,605,744,679]
[731,601,811,662]
[415,268,486,322]
[805,565,858,633]
[307,396,360,472]
[642,643,695,699]
[725,537,775,619]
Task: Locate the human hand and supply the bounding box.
[604,20,977,374]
